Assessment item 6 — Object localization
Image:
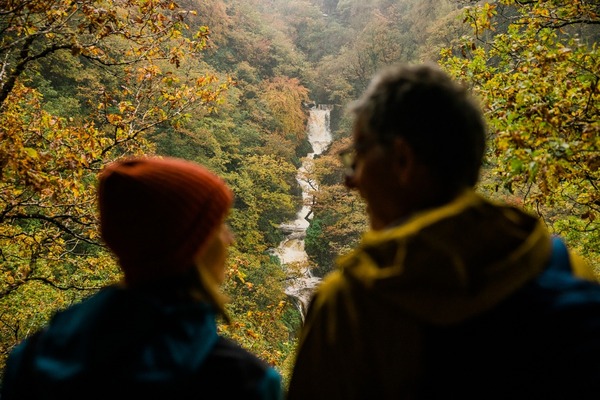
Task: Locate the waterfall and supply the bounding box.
[275,105,333,319]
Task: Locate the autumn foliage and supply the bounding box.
[1,0,227,374]
[440,0,600,267]
[1,0,599,386]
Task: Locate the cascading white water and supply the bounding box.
[275,105,332,318]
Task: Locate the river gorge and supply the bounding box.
[275,105,332,319]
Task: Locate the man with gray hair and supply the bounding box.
[288,63,600,399]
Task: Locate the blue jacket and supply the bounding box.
[1,286,282,399]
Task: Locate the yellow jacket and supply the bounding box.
[288,190,597,399]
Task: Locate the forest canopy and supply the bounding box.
[1,0,598,384]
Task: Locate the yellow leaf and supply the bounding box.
[24,147,38,159]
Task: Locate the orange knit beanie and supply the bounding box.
[97,156,233,286]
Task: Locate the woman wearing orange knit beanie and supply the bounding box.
[2,156,283,400]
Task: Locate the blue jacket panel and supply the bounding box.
[1,286,282,399]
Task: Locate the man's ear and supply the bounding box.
[391,137,417,185]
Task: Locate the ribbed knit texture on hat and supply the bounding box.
[98,157,233,286]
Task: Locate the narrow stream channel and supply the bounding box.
[275,105,332,319]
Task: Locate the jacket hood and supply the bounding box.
[23,286,219,385]
[336,190,552,325]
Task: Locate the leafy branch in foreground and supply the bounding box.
[441,0,600,266]
[0,0,228,369]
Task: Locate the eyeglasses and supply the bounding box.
[337,140,377,176]
[338,146,356,172]
[338,137,391,176]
